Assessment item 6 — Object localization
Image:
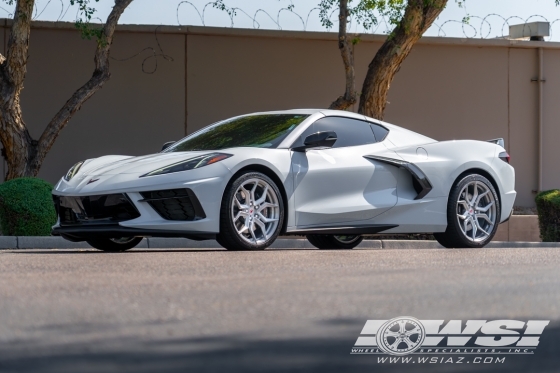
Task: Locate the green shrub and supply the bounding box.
[0,178,56,236]
[535,189,560,242]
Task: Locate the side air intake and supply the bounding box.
[363,155,433,200]
[139,189,206,221]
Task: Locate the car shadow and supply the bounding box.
[0,318,558,373]
[6,248,322,254]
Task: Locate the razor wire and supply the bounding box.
[0,0,560,42]
[0,0,556,40]
[174,1,560,41]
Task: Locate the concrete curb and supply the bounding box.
[1,236,559,250]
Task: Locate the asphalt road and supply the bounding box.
[0,247,559,373]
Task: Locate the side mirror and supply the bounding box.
[292,131,337,152]
[161,141,175,152]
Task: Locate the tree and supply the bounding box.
[320,0,448,119]
[212,0,447,119]
[327,0,357,110]
[0,0,132,180]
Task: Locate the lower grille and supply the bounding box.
[54,194,141,226]
[139,188,206,221]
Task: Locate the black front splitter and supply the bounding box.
[52,224,216,242]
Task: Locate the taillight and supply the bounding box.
[499,151,510,163]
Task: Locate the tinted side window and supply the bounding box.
[312,117,376,148]
[370,123,389,142]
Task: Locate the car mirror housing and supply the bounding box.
[161,141,176,152]
[292,131,337,152]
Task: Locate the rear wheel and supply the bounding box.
[306,235,363,250]
[434,174,500,248]
[217,172,284,251]
[86,237,143,252]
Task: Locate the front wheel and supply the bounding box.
[217,172,284,251]
[306,235,363,250]
[434,174,501,248]
[86,237,143,252]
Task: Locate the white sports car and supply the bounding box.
[52,109,516,251]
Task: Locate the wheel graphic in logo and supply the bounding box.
[376,317,426,356]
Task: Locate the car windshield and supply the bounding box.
[165,114,310,152]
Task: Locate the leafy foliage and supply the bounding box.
[71,0,103,40]
[2,0,102,40]
[317,1,465,34]
[535,190,560,242]
[0,178,56,236]
[319,0,407,31]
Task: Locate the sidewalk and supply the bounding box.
[0,236,559,250]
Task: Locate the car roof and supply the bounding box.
[244,109,323,116]
[243,108,371,120]
[256,109,437,148]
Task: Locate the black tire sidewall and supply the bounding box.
[86,237,143,252]
[306,235,363,249]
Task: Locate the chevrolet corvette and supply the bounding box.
[52,109,516,251]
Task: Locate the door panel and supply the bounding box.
[291,143,398,227]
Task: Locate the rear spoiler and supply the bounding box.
[486,138,505,148]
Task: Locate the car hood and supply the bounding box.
[80,151,215,176]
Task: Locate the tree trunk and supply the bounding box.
[358,0,447,120]
[1,103,39,179]
[0,0,133,180]
[329,0,356,111]
[0,0,37,179]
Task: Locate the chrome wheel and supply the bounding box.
[231,178,280,245]
[456,180,497,243]
[333,235,361,244]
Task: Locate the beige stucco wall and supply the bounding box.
[186,33,345,132]
[542,49,560,194]
[1,21,558,207]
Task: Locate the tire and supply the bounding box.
[306,235,363,250]
[217,171,284,251]
[215,234,227,249]
[434,173,501,248]
[86,237,143,252]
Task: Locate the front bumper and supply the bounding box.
[52,188,217,241]
[52,170,229,240]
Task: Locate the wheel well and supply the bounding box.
[453,168,502,208]
[226,164,290,234]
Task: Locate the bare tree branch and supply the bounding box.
[35,0,133,169]
[328,0,356,111]
[358,0,448,119]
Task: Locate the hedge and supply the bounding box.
[535,189,560,242]
[0,178,57,236]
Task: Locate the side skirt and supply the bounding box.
[285,225,398,236]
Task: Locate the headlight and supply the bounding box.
[64,161,84,181]
[140,153,232,177]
